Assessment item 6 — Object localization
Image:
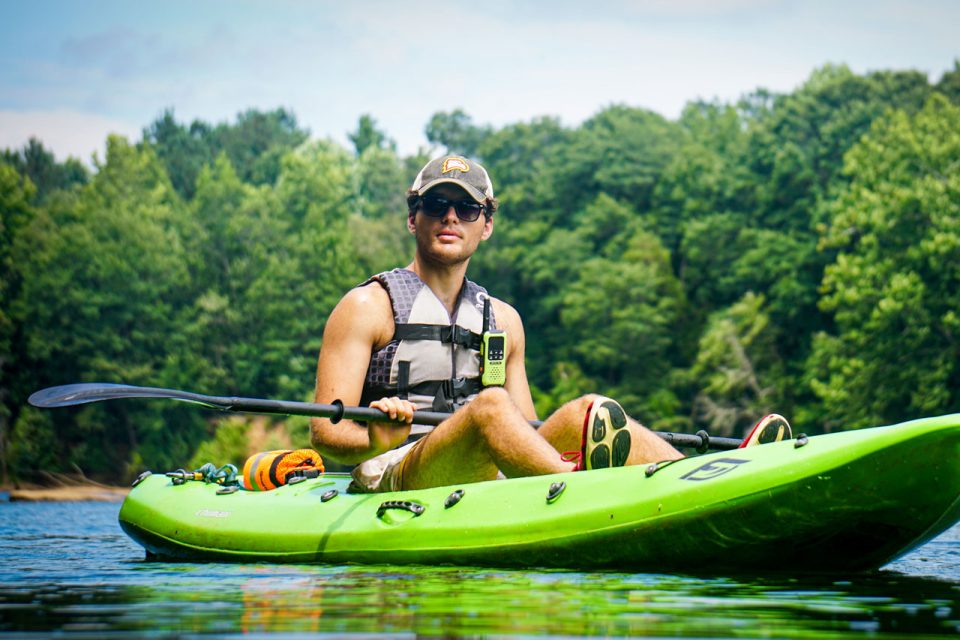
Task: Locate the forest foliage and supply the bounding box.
[2,63,959,482]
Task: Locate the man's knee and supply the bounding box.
[464,387,516,432]
[469,386,512,413]
[568,393,600,416]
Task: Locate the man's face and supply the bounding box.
[408,184,493,267]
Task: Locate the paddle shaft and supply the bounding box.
[28,383,742,450]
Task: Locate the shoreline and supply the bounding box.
[1,483,129,503]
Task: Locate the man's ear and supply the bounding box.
[407,212,417,234]
[481,216,494,241]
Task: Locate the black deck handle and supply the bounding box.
[377,500,425,518]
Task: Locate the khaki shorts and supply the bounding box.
[350,438,426,493]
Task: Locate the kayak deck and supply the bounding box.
[119,414,960,573]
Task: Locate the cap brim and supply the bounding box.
[414,178,487,204]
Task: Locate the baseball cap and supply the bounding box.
[409,156,495,204]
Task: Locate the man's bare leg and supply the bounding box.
[537,395,684,464]
[401,387,572,490]
[402,391,684,490]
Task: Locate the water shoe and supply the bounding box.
[577,396,631,470]
[738,414,792,448]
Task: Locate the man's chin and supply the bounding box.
[421,248,470,268]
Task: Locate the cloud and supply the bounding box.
[0,109,141,163]
[613,0,782,18]
[59,28,164,78]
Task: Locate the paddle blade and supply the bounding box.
[28,383,224,409]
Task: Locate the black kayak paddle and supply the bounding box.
[28,383,742,451]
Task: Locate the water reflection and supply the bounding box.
[1,503,958,637]
[3,564,958,637]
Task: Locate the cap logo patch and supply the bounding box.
[442,157,470,174]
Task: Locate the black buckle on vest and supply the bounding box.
[441,377,469,398]
[433,377,474,413]
[441,325,480,350]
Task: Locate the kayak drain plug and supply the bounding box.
[444,489,465,508]
[546,482,566,503]
[794,434,809,448]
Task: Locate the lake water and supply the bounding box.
[0,501,957,638]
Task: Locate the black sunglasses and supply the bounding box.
[418,195,486,222]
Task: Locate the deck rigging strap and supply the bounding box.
[166,462,239,486]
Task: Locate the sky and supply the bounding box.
[2,0,958,163]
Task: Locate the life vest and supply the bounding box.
[360,268,497,431]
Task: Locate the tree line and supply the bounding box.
[2,62,959,483]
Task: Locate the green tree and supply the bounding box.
[174,142,364,400]
[425,109,492,157]
[1,138,88,203]
[556,105,680,215]
[349,114,395,155]
[677,213,751,311]
[0,164,37,482]
[9,136,195,477]
[809,95,960,430]
[211,108,310,186]
[142,109,213,199]
[936,60,960,103]
[689,292,784,437]
[476,117,571,225]
[352,145,413,274]
[650,101,752,257]
[556,205,686,423]
[143,108,310,199]
[244,141,364,398]
[745,64,931,232]
[165,153,278,396]
[355,145,406,220]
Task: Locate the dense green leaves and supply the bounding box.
[349,115,396,155]
[3,127,360,479]
[0,164,37,482]
[426,110,492,158]
[2,64,959,482]
[1,138,88,203]
[810,95,960,429]
[557,224,685,422]
[689,292,784,437]
[9,137,193,473]
[143,108,309,198]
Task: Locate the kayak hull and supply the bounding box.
[119,414,960,573]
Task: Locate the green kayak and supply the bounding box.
[119,413,960,573]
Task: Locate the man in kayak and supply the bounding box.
[310,156,791,492]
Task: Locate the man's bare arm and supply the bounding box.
[491,298,538,421]
[310,284,412,464]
